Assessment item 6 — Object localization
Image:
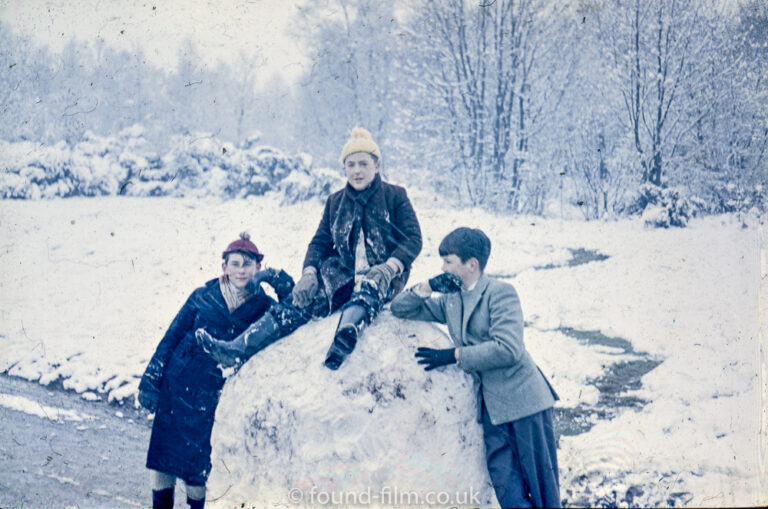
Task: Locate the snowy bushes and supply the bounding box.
[629,184,698,228]
[0,136,127,199]
[0,127,343,201]
[704,181,766,215]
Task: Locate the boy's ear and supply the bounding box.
[469,257,480,271]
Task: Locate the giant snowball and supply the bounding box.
[206,311,497,507]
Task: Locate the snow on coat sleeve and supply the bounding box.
[388,187,422,269]
[139,290,198,393]
[390,287,448,324]
[456,283,525,372]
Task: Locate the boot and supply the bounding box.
[324,304,368,370]
[152,487,174,509]
[196,312,280,368]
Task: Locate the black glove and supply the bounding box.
[248,268,277,290]
[415,347,457,371]
[428,273,463,293]
[362,263,397,296]
[292,271,319,308]
[269,269,295,300]
[138,388,159,413]
[250,268,295,300]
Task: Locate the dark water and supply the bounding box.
[553,327,662,438]
[535,247,610,270]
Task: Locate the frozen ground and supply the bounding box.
[0,374,149,507]
[0,194,765,507]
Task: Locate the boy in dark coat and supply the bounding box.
[137,233,293,509]
[390,227,561,508]
[196,127,422,370]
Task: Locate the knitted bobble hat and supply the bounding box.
[222,232,264,262]
[340,127,381,164]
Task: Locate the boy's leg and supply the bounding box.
[185,482,206,508]
[510,408,560,508]
[324,281,383,370]
[150,470,175,509]
[481,404,533,508]
[196,302,312,367]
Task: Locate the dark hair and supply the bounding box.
[223,250,261,264]
[438,227,491,271]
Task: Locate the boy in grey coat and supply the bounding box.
[390,227,560,508]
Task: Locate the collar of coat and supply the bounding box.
[343,172,382,205]
[203,277,265,321]
[458,274,491,332]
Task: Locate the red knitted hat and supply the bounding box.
[222,232,264,262]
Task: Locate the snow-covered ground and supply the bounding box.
[0,193,764,507]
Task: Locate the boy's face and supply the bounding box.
[222,253,260,289]
[441,254,475,288]
[344,152,379,190]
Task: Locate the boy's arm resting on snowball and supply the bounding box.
[392,277,558,424]
[390,278,525,371]
[389,283,448,324]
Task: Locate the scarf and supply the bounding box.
[331,173,385,266]
[219,275,252,313]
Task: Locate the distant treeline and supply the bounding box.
[1,0,765,219]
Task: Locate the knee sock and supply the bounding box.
[187,496,205,509]
[152,487,174,509]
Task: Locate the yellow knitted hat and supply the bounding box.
[340,127,381,163]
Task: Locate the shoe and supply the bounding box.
[196,312,280,368]
[196,329,246,368]
[324,304,367,370]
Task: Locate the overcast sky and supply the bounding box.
[0,0,310,84]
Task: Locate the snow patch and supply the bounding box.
[0,393,96,422]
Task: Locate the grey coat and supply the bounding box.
[390,274,558,425]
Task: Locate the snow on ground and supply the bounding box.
[0,194,765,506]
[0,393,96,422]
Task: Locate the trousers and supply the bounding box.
[481,399,560,508]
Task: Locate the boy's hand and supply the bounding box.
[362,263,397,295]
[138,388,159,413]
[249,268,277,288]
[427,273,463,293]
[255,268,294,300]
[292,271,318,308]
[415,347,457,371]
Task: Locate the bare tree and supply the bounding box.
[595,0,732,188]
[293,0,400,166]
[397,0,575,210]
[688,0,768,210]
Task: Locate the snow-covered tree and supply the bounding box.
[593,0,729,188]
[687,0,767,212]
[292,0,402,167]
[394,0,576,212]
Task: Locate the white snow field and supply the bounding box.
[0,194,765,507]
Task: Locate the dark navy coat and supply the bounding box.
[302,173,422,311]
[139,278,274,485]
